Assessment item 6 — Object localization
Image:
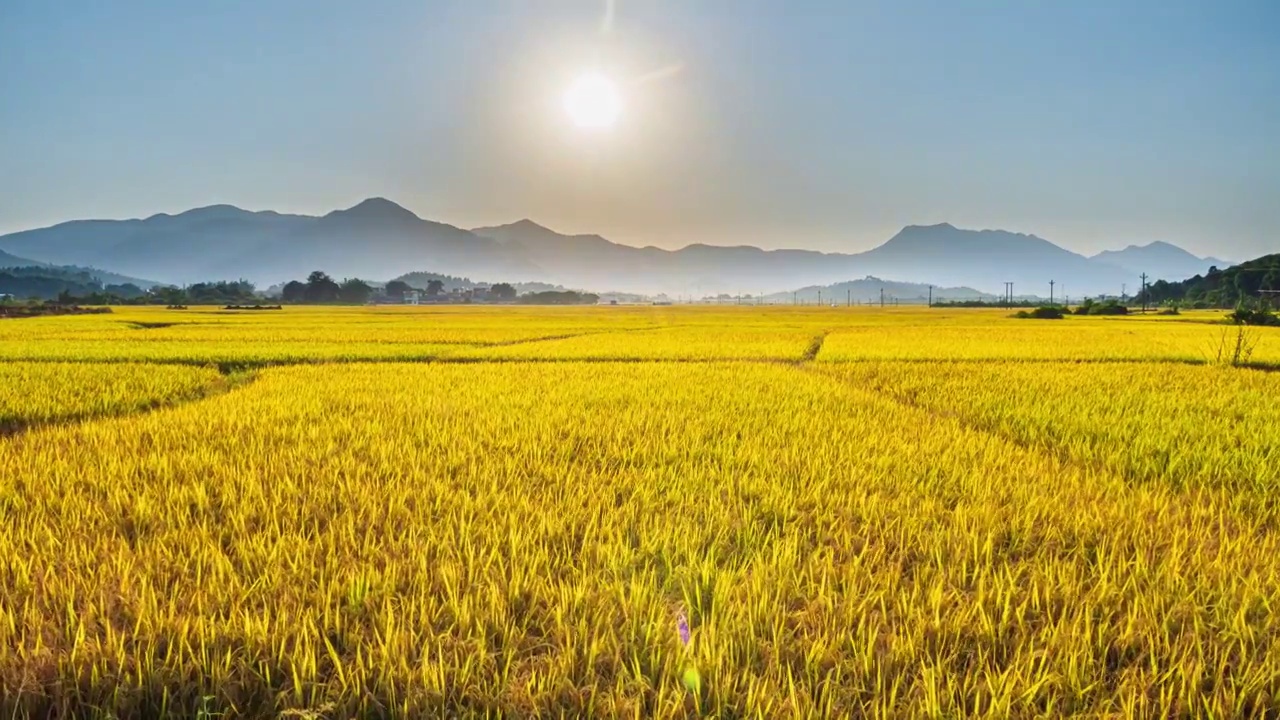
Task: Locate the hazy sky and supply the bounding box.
[2,0,1277,259]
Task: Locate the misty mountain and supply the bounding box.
[473,219,843,295]
[851,223,1134,299]
[2,198,1173,296]
[0,199,539,287]
[1090,242,1231,282]
[476,220,1141,297]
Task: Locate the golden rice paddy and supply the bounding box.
[1,305,1278,718]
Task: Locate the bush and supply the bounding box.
[1156,306,1180,316]
[1015,305,1065,320]
[1074,299,1129,316]
[1227,308,1279,326]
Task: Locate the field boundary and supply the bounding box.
[480,324,667,347]
[800,330,829,362]
[0,370,257,439]
[4,354,1277,375]
[799,363,1149,489]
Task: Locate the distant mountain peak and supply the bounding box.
[1106,240,1185,254]
[143,204,251,223]
[184,203,243,214]
[474,219,565,239]
[899,222,955,233]
[328,197,420,221]
[509,218,554,232]
[1093,241,1199,260]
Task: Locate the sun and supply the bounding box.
[563,72,622,129]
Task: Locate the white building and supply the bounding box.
[404,290,421,305]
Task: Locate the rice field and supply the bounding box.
[1,305,1278,718]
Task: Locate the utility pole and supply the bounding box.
[1140,273,1149,314]
[793,291,797,306]
[847,288,851,307]
[880,288,885,307]
[928,285,933,307]
[1049,280,1055,305]
[817,290,822,306]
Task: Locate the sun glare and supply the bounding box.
[563,72,622,129]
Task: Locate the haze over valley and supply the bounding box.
[0,199,1232,298]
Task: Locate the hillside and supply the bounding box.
[1,249,158,291]
[0,249,44,268]
[0,266,147,300]
[1140,254,1280,307]
[390,271,479,290]
[763,276,991,305]
[391,271,567,296]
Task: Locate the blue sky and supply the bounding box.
[1,0,1276,258]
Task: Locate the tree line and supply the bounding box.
[1137,255,1279,308]
[2,266,594,306]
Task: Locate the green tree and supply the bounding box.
[304,271,340,303]
[339,278,373,304]
[151,286,188,305]
[384,280,412,298]
[490,282,517,301]
[281,281,306,303]
[426,279,445,297]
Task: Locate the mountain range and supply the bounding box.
[0,198,1231,296]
